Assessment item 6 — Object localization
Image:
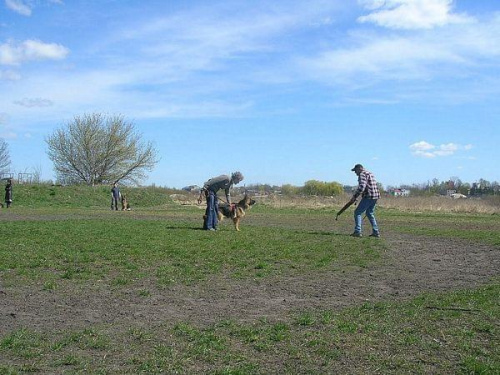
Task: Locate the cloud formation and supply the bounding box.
[0,39,69,65]
[4,0,63,16]
[0,69,21,81]
[358,0,473,29]
[410,141,472,158]
[5,0,31,16]
[301,9,500,90]
[14,97,54,108]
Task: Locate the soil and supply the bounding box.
[1,223,499,336]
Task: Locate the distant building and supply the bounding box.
[446,189,457,197]
[182,185,201,192]
[390,188,410,197]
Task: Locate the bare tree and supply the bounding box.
[46,113,159,185]
[0,138,10,173]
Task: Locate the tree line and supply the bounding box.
[1,113,497,194]
[388,177,500,197]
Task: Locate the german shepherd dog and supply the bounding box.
[205,194,256,231]
[121,195,131,211]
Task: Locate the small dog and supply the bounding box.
[204,194,256,231]
[121,195,131,211]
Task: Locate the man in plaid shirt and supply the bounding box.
[349,164,381,237]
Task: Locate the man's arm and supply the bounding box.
[197,187,207,204]
[353,172,367,199]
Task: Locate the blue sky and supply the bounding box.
[1,0,499,188]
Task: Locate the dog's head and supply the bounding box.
[238,194,256,210]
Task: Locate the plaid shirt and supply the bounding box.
[354,170,380,199]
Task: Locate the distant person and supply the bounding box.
[111,182,121,211]
[4,179,12,208]
[197,171,244,231]
[349,164,380,237]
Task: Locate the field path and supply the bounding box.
[1,230,499,334]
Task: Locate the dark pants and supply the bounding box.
[204,191,219,230]
[111,196,119,210]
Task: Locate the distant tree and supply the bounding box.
[0,138,10,173]
[303,180,343,196]
[458,182,470,195]
[478,178,491,190]
[281,184,299,196]
[46,113,159,186]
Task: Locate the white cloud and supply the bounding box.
[410,141,472,158]
[5,0,32,16]
[0,69,21,81]
[300,12,500,89]
[0,131,17,139]
[301,35,466,84]
[13,97,54,108]
[358,0,473,30]
[5,0,64,16]
[0,39,69,66]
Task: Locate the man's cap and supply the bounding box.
[351,164,363,171]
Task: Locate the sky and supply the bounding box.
[1,0,499,189]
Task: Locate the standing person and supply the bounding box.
[197,171,244,231]
[349,164,381,238]
[111,182,121,211]
[4,179,12,208]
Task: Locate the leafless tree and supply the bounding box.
[0,138,10,173]
[46,113,159,185]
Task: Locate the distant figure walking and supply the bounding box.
[4,179,12,208]
[111,182,121,211]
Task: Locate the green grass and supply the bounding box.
[1,284,498,374]
[379,210,500,246]
[6,183,175,208]
[0,208,384,287]
[1,202,499,374]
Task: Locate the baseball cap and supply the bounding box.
[351,164,363,171]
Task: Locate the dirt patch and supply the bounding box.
[1,230,498,336]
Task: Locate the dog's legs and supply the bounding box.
[233,217,241,231]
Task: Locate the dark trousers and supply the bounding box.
[204,191,219,230]
[111,196,119,210]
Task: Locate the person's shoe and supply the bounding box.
[208,228,217,231]
[369,233,380,238]
[350,232,362,237]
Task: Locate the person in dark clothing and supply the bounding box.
[197,171,244,230]
[111,183,121,211]
[4,179,12,208]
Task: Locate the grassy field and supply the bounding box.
[0,186,499,374]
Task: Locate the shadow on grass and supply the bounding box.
[162,226,205,231]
